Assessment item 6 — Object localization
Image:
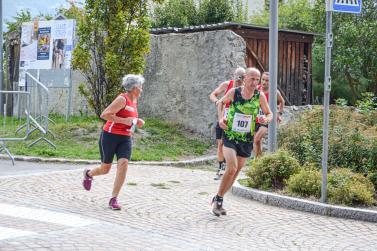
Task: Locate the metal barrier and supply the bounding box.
[22,72,56,149]
[0,90,31,165]
[0,72,56,165]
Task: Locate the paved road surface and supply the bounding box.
[0,160,376,250]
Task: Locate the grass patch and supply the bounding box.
[168,180,181,184]
[127,182,138,186]
[0,115,211,161]
[198,192,209,196]
[238,178,249,187]
[150,183,170,189]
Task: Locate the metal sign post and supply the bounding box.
[0,0,3,116]
[321,0,362,203]
[268,0,278,153]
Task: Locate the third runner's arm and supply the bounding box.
[217,88,235,130]
[259,92,273,124]
[209,81,228,104]
[277,90,285,123]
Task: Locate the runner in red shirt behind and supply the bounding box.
[82,74,145,210]
[254,72,285,158]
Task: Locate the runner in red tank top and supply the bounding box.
[209,67,245,180]
[254,72,285,158]
[82,74,145,210]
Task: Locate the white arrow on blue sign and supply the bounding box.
[333,0,362,13]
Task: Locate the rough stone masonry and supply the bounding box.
[139,30,247,138]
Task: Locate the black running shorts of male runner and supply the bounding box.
[222,136,253,158]
[255,123,268,133]
[215,122,224,140]
[99,130,132,164]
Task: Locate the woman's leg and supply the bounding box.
[111,158,128,198]
[88,163,112,177]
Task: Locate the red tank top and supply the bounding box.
[224,80,234,108]
[257,84,269,101]
[103,93,138,136]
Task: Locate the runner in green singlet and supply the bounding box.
[211,67,273,216]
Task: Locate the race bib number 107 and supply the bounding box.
[231,113,252,133]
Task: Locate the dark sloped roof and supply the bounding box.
[151,21,317,36]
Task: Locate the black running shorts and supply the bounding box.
[99,130,132,164]
[255,123,268,132]
[222,136,253,158]
[215,122,224,140]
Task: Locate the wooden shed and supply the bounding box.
[151,22,315,106]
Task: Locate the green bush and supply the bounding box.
[286,164,321,198]
[246,150,300,190]
[279,106,377,173]
[356,92,377,114]
[368,172,377,191]
[328,168,375,206]
[335,98,348,107]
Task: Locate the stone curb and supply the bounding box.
[232,180,377,223]
[0,154,217,167]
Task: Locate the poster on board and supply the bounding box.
[19,19,75,70]
[37,27,51,60]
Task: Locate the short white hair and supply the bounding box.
[245,67,261,76]
[233,67,246,80]
[121,74,145,91]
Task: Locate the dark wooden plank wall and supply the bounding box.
[232,28,313,105]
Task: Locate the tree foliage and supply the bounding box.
[198,0,234,24]
[72,0,162,117]
[332,0,377,101]
[250,0,377,104]
[56,0,84,20]
[151,0,248,28]
[152,0,198,27]
[249,0,317,32]
[6,10,32,33]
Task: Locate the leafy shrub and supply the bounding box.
[246,150,300,190]
[286,164,321,198]
[368,172,377,191]
[356,92,377,114]
[279,106,377,173]
[335,98,348,107]
[328,168,375,206]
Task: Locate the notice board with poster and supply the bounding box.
[18,19,76,119]
[20,19,75,71]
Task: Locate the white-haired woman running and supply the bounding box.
[82,74,145,210]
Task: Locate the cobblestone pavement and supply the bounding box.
[0,161,377,250]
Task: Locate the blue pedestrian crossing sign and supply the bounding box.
[333,0,362,13]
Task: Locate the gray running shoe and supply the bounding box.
[211,196,226,216]
[220,162,226,175]
[214,172,222,180]
[214,163,225,180]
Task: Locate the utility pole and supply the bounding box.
[321,0,333,203]
[268,0,278,153]
[0,0,3,116]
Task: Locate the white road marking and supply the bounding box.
[0,226,35,241]
[0,203,97,227]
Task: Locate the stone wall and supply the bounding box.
[47,72,92,116]
[139,30,246,138]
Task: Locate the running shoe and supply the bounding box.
[211,196,227,216]
[214,171,222,180]
[220,162,226,175]
[82,169,93,191]
[109,197,122,210]
[214,163,224,180]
